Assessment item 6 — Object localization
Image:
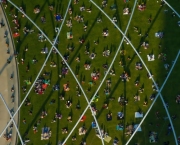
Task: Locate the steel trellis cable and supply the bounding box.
[0,0,71,138]
[3,1,105,144]
[86,1,178,144]
[61,0,137,144]
[163,0,180,18]
[0,94,24,145]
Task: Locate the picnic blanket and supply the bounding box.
[134,124,142,131]
[117,112,124,120]
[41,47,48,54]
[80,116,86,122]
[41,127,51,140]
[149,132,157,143]
[104,136,112,143]
[116,125,123,130]
[96,134,112,143]
[147,55,155,61]
[24,80,31,85]
[67,32,73,39]
[155,32,163,38]
[42,84,48,89]
[13,33,20,38]
[92,122,97,128]
[79,127,86,135]
[135,112,143,118]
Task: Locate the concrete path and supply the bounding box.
[0,4,19,145]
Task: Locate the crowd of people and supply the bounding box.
[2,0,179,144]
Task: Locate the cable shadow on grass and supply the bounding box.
[55,46,61,144]
[125,7,163,70]
[114,0,123,31]
[47,0,56,36]
[121,82,127,144]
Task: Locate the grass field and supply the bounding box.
[4,0,180,145]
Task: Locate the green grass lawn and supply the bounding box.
[4,0,180,145]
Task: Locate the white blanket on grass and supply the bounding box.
[134,124,142,131]
[135,112,143,118]
[147,55,155,61]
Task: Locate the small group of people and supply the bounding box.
[120,71,130,81]
[34,77,49,94]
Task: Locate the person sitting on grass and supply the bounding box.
[150,94,156,100]
[40,16,46,23]
[54,13,62,21]
[143,101,148,106]
[55,112,62,119]
[69,7,72,15]
[43,71,51,76]
[102,0,107,7]
[33,7,40,14]
[139,87,144,93]
[49,5,54,11]
[110,69,115,76]
[29,110,33,115]
[80,141,86,145]
[76,104,81,110]
[91,105,98,115]
[63,82,70,91]
[89,52,96,59]
[103,49,110,57]
[134,80,139,86]
[59,95,65,100]
[171,114,177,120]
[72,136,76,141]
[67,115,72,122]
[138,3,146,11]
[84,63,91,70]
[102,29,109,37]
[51,117,56,123]
[33,126,38,134]
[53,84,60,91]
[135,62,143,70]
[49,99,55,105]
[102,103,108,109]
[79,38,85,43]
[106,112,112,121]
[74,0,79,4]
[66,100,72,108]
[40,111,47,119]
[25,98,31,106]
[50,61,57,67]
[86,8,92,13]
[79,126,87,135]
[116,123,123,130]
[166,124,172,135]
[104,88,110,95]
[62,127,68,134]
[176,95,180,104]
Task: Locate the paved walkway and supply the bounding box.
[0,5,19,145]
